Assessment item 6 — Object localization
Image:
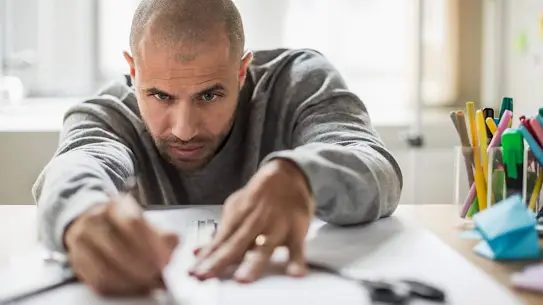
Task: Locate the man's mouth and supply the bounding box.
[167,144,205,159]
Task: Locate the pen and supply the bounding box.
[485,117,498,136]
[477,110,497,207]
[0,177,141,305]
[476,110,490,182]
[450,111,459,130]
[450,111,474,186]
[456,111,475,186]
[466,197,479,218]
[519,116,539,144]
[519,124,543,173]
[456,111,472,147]
[0,250,76,305]
[483,108,494,141]
[499,97,513,125]
[466,102,487,210]
[529,171,543,212]
[528,117,543,146]
[461,110,513,217]
[502,129,524,197]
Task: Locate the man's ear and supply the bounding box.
[123,51,136,83]
[238,50,253,90]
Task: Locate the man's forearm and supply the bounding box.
[34,151,125,252]
[260,142,402,225]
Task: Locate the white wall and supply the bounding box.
[0,132,58,205]
[490,0,543,116]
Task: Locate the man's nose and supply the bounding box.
[171,102,198,141]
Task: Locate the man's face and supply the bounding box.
[125,33,250,172]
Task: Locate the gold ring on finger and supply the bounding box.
[254,234,268,247]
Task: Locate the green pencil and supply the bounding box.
[499,97,513,120]
[467,197,479,218]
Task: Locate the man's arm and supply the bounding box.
[260,50,403,225]
[33,105,136,253]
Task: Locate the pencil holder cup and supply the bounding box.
[485,147,539,212]
[453,145,535,223]
[486,147,511,209]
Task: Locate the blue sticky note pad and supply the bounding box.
[459,229,482,240]
[472,194,541,260]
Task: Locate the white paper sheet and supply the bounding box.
[147,206,526,305]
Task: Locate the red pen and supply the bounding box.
[520,116,540,145]
[528,117,543,146]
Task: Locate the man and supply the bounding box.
[33,0,402,296]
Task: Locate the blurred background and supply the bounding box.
[0,0,540,206]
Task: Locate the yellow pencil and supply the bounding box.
[466,102,488,210]
[466,102,478,151]
[529,171,543,211]
[477,110,496,206]
[485,117,498,135]
[476,110,489,182]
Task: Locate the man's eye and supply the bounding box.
[153,93,171,101]
[201,93,217,102]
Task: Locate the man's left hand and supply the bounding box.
[188,159,314,283]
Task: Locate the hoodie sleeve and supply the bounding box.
[260,50,403,225]
[33,103,136,253]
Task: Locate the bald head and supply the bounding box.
[129,0,245,60]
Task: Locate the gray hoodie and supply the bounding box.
[33,48,403,253]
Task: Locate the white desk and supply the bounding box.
[1,204,541,305]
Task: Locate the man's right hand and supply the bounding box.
[64,194,179,296]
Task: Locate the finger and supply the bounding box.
[64,204,109,250]
[286,240,307,277]
[86,207,157,286]
[156,231,180,268]
[192,228,216,256]
[194,191,251,261]
[109,196,161,270]
[151,276,167,290]
[233,221,290,283]
[286,214,309,278]
[233,242,277,283]
[70,239,150,296]
[191,207,269,280]
[160,231,180,253]
[189,248,245,278]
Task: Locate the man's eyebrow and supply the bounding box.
[143,87,177,98]
[194,84,227,97]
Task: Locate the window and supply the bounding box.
[98,0,139,83]
[240,0,414,115]
[1,0,456,112]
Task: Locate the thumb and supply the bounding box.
[161,232,180,252]
[155,231,180,269]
